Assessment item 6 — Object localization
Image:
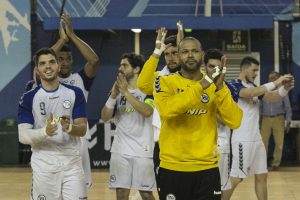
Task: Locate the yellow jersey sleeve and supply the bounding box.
[137,56,160,95]
[215,83,243,129]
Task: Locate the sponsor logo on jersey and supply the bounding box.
[63,100,71,109]
[186,108,207,115]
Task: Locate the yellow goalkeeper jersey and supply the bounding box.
[137,56,160,95]
[153,72,242,172]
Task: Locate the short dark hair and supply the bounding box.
[269,71,280,78]
[121,53,145,73]
[34,48,57,66]
[240,56,259,69]
[204,49,223,65]
[60,45,71,52]
[164,35,177,47]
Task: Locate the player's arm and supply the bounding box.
[18,113,57,145]
[123,91,154,117]
[263,76,294,102]
[239,74,293,99]
[216,84,243,129]
[62,14,99,78]
[176,20,184,45]
[153,75,210,118]
[137,56,160,95]
[60,116,87,137]
[101,83,119,122]
[51,19,69,54]
[137,28,168,95]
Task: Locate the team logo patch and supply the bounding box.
[110,175,116,183]
[70,80,75,85]
[63,100,71,109]
[166,194,176,200]
[37,194,46,200]
[201,93,209,103]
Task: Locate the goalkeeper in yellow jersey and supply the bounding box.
[153,37,243,200]
[137,22,184,193]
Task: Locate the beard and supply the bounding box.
[180,60,201,73]
[168,65,180,73]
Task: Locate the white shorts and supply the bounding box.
[80,137,92,188]
[230,140,268,178]
[31,164,87,200]
[219,152,231,191]
[109,153,156,191]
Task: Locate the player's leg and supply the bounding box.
[80,137,93,188]
[253,140,268,200]
[61,164,87,200]
[109,153,133,200]
[31,170,62,200]
[132,157,155,200]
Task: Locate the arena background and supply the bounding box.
[0,0,300,168]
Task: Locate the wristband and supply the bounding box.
[153,48,164,56]
[222,66,227,74]
[278,86,288,97]
[212,66,221,78]
[204,75,213,84]
[43,128,48,137]
[263,82,276,91]
[67,124,72,133]
[105,97,117,109]
[177,22,183,31]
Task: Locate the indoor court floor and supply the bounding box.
[1,167,300,199]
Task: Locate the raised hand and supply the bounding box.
[110,82,120,99]
[213,55,227,90]
[59,19,69,43]
[61,13,74,37]
[283,75,295,91]
[176,20,184,45]
[153,27,170,57]
[116,72,129,95]
[274,74,293,87]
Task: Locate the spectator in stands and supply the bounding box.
[260,71,292,171]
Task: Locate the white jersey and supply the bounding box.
[217,123,231,153]
[111,88,154,158]
[18,83,86,172]
[230,79,261,142]
[152,66,172,141]
[59,69,94,139]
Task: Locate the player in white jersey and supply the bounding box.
[222,56,294,200]
[101,53,156,200]
[18,48,88,199]
[51,14,99,188]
